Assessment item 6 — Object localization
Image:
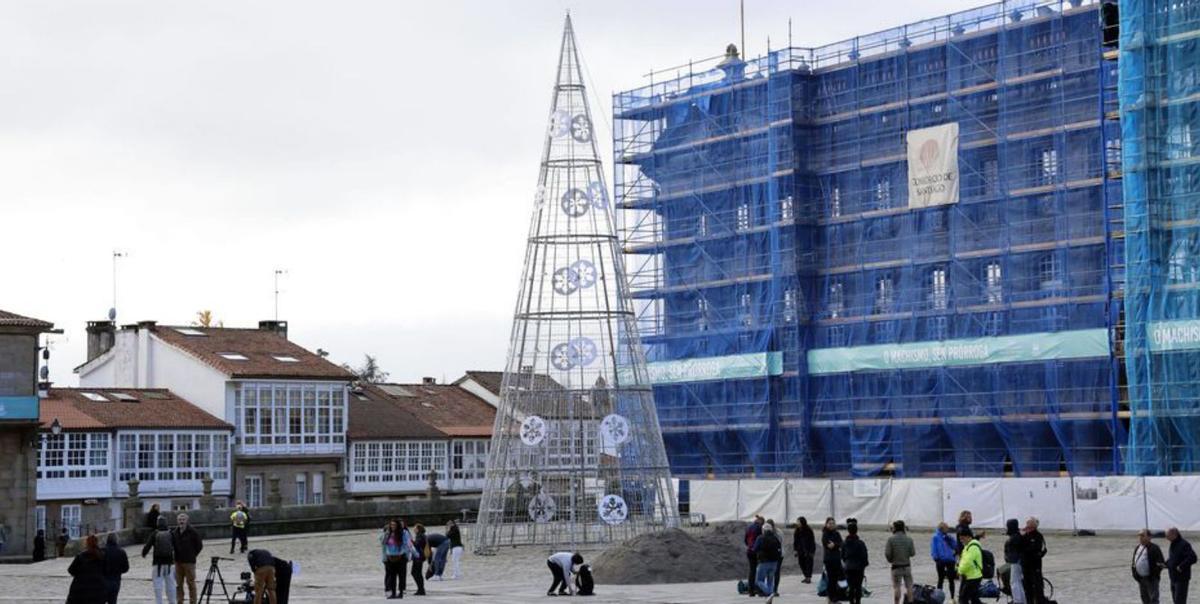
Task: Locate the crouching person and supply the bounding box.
[547,552,583,596]
[248,549,293,604]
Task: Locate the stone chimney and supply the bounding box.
[258,320,288,340]
[422,376,436,385]
[86,320,116,362]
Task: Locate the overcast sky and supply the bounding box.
[1,0,965,385]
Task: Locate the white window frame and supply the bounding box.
[780,195,794,222]
[35,506,46,534]
[451,440,490,484]
[244,475,263,508]
[61,505,82,539]
[929,268,949,310]
[37,432,109,481]
[312,472,324,505]
[350,440,449,489]
[234,382,347,454]
[875,276,894,314]
[828,281,845,318]
[736,203,751,231]
[116,431,230,483]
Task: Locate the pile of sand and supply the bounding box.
[590,522,750,585]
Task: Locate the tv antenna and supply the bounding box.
[274,268,288,321]
[110,250,127,322]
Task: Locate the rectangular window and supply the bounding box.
[985,262,1003,304]
[697,214,708,237]
[697,298,709,331]
[875,178,892,209]
[118,434,136,482]
[736,203,751,231]
[295,473,307,505]
[740,293,753,327]
[157,434,175,481]
[1040,254,1061,290]
[783,288,798,323]
[312,472,324,505]
[831,186,842,218]
[177,434,193,480]
[929,268,949,310]
[828,281,845,318]
[62,505,82,539]
[780,195,794,222]
[244,475,263,508]
[1039,148,1059,185]
[35,506,46,533]
[875,276,894,314]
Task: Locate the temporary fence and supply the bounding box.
[685,476,1200,532]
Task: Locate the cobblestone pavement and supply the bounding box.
[0,527,1144,602]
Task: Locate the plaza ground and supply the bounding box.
[0,526,1147,602]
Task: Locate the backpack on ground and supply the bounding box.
[736,579,749,595]
[980,579,1001,598]
[575,564,594,596]
[912,584,946,604]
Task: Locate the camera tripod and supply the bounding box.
[199,556,235,604]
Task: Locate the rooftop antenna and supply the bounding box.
[740,0,746,59]
[788,17,793,48]
[110,250,126,322]
[273,268,287,321]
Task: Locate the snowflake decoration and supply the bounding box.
[529,492,557,523]
[571,259,597,289]
[551,342,576,371]
[560,188,591,217]
[568,337,597,367]
[597,494,628,525]
[520,415,547,446]
[553,266,581,295]
[587,181,608,210]
[534,185,548,209]
[570,114,592,143]
[600,413,631,446]
[548,110,571,138]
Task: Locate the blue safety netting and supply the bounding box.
[1120,0,1200,474]
[614,0,1144,478]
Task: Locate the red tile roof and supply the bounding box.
[150,325,353,381]
[0,309,54,330]
[40,388,232,431]
[347,384,448,440]
[369,383,495,438]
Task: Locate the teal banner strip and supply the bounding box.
[807,329,1110,375]
[641,352,784,385]
[1148,320,1200,352]
[0,396,40,420]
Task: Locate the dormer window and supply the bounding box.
[272,356,300,363]
[219,353,249,361]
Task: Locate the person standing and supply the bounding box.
[446,519,464,580]
[931,522,958,601]
[957,528,984,604]
[32,529,46,562]
[1134,529,1167,604]
[752,522,783,604]
[66,535,107,604]
[821,517,844,604]
[1167,528,1197,604]
[745,515,765,597]
[1021,517,1047,604]
[102,533,129,604]
[141,517,176,604]
[794,516,816,584]
[547,552,582,596]
[171,513,203,604]
[56,527,70,558]
[842,520,869,604]
[766,519,782,596]
[410,524,427,596]
[145,504,161,531]
[379,518,412,599]
[1003,519,1027,604]
[885,520,915,604]
[229,502,250,555]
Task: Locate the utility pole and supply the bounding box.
[740,0,746,57]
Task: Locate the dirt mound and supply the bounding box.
[590,522,749,585]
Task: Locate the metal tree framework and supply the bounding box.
[475,15,678,553]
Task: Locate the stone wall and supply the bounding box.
[0,427,37,560]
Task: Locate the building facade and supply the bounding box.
[0,310,54,559]
[346,381,494,497]
[36,388,232,536]
[76,320,352,506]
[614,0,1155,477]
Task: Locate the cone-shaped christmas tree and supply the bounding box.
[475,15,678,553]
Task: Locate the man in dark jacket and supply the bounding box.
[1134,529,1168,604]
[1168,528,1197,604]
[793,516,816,584]
[842,519,869,604]
[248,549,293,604]
[102,533,129,604]
[1021,517,1048,604]
[752,523,783,604]
[744,515,764,597]
[172,513,204,604]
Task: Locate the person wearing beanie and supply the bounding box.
[842,520,869,604]
[886,520,916,604]
[1003,519,1027,604]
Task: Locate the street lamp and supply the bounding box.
[50,418,62,436]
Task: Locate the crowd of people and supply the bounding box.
[377,517,467,599]
[740,510,1196,604]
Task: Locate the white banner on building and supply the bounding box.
[907,122,959,207]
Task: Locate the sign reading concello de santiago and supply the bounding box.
[907,122,959,208]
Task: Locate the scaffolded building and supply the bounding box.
[613,0,1182,478]
[475,16,678,553]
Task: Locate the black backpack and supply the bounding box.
[980,547,996,579]
[575,564,594,595]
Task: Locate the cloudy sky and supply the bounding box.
[1,0,965,385]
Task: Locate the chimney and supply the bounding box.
[422,377,436,385]
[86,320,116,362]
[258,320,288,340]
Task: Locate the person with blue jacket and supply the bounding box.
[379,518,415,599]
[931,522,958,601]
